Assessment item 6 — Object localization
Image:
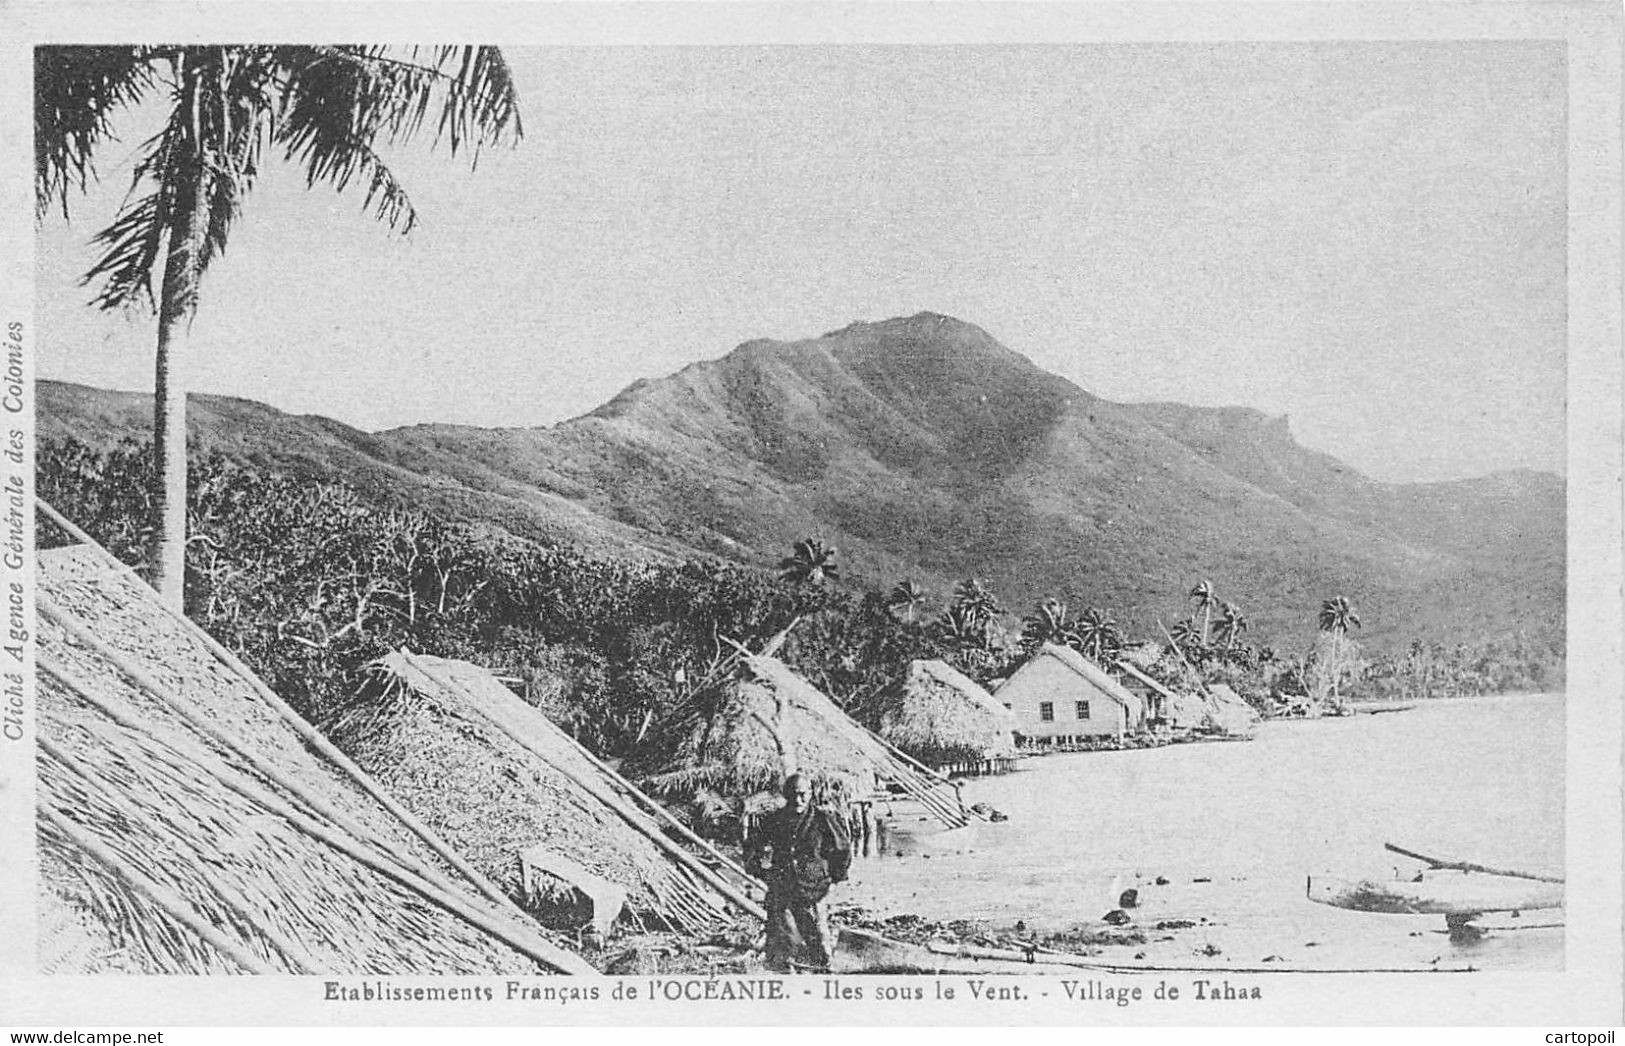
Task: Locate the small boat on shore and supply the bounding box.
[1350,702,1417,716]
[833,927,1084,974]
[1308,842,1564,938]
[1307,870,1563,916]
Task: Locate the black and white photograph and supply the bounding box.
[2,1,1620,1032]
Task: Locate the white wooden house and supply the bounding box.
[993,644,1145,743]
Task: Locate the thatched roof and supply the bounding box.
[999,644,1145,721]
[1206,684,1261,736]
[635,655,966,827]
[328,651,737,936]
[1115,660,1204,726]
[877,660,1018,766]
[36,542,588,975]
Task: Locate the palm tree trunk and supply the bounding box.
[151,287,192,611]
[150,65,213,611]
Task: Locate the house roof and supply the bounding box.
[36,542,590,975]
[633,655,968,827]
[1115,659,1179,701]
[327,650,738,936]
[996,644,1145,719]
[877,659,1018,764]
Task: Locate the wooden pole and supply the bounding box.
[1384,842,1564,884]
[403,652,768,922]
[1158,619,1216,700]
[36,598,521,926]
[541,700,763,889]
[37,651,593,974]
[38,802,281,975]
[35,501,526,922]
[39,651,423,885]
[39,733,321,974]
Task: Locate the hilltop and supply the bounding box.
[38,312,1564,650]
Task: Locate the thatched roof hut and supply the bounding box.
[35,540,589,975]
[1206,683,1262,737]
[635,655,967,828]
[876,660,1018,768]
[327,651,744,937]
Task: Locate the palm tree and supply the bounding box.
[1073,607,1125,663]
[935,603,989,647]
[951,578,1002,628]
[1169,617,1205,659]
[886,579,927,624]
[1315,595,1362,704]
[778,538,839,585]
[1021,597,1075,648]
[1318,595,1362,635]
[1215,601,1249,652]
[35,45,522,610]
[1188,579,1218,644]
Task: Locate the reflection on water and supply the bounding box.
[845,693,1564,970]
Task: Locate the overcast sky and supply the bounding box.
[36,42,1566,484]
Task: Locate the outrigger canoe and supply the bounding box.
[1308,842,1564,935]
[1307,869,1564,916]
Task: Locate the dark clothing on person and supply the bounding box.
[747,800,851,971]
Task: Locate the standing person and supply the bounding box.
[746,773,851,973]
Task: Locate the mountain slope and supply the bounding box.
[36,381,680,560]
[382,313,1562,648]
[38,313,1564,651]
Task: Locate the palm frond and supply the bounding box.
[83,119,185,312]
[34,46,163,220]
[82,48,274,314]
[414,45,524,162]
[272,45,520,229]
[196,53,277,275]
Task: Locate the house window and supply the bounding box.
[1039,702,1054,722]
[1076,700,1090,720]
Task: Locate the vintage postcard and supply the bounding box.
[0,0,1620,1032]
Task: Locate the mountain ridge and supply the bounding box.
[37,313,1564,652]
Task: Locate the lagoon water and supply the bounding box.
[844,693,1565,970]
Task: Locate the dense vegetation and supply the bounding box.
[39,438,1565,761]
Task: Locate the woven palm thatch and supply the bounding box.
[328,651,739,936]
[876,660,1018,767]
[35,541,589,975]
[636,655,966,827]
[1205,684,1262,737]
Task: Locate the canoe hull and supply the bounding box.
[834,928,1081,975]
[1308,871,1563,915]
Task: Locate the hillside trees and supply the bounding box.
[1216,601,1248,652]
[1021,598,1076,649]
[886,579,927,624]
[34,45,522,610]
[39,438,1563,760]
[1188,579,1218,644]
[1074,607,1126,663]
[38,438,948,752]
[778,538,839,585]
[1308,595,1363,705]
